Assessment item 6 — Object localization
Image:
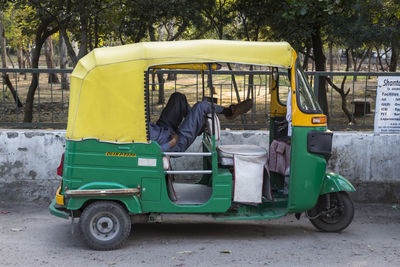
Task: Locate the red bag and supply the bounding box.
[57,153,64,176]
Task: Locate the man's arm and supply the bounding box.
[159,132,179,152]
[168,132,179,148]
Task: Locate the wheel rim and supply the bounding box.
[320,198,344,224]
[89,212,120,241]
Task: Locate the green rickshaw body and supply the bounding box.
[287,126,355,213]
[58,139,232,214]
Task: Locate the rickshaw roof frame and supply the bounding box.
[66,40,296,144]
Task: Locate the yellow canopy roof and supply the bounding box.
[66,39,295,143]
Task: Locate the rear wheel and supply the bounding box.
[79,201,131,250]
[307,191,354,232]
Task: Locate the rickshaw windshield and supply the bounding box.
[297,66,322,113]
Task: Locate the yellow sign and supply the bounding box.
[105,152,136,157]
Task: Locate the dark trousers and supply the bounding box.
[157,92,223,152]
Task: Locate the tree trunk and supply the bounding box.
[389,43,398,72]
[326,49,355,124]
[0,20,7,68]
[303,45,310,71]
[77,10,88,60]
[17,46,23,68]
[375,47,386,71]
[148,25,165,104]
[59,34,69,90]
[329,43,333,72]
[227,63,241,103]
[45,37,60,83]
[311,27,329,117]
[351,49,358,81]
[94,16,99,48]
[24,21,59,123]
[167,73,176,81]
[0,19,23,107]
[59,27,78,66]
[157,73,165,104]
[368,48,371,78]
[166,17,176,83]
[24,47,32,68]
[17,46,26,78]
[383,47,390,67]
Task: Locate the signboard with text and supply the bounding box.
[374,76,400,133]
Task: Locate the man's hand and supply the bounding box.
[168,132,179,148]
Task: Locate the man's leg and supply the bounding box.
[173,101,224,152]
[156,92,191,131]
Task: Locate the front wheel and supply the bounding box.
[307,191,354,232]
[79,201,131,250]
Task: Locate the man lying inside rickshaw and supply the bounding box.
[150,92,253,152]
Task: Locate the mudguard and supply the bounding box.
[66,182,143,214]
[320,172,355,195]
[49,198,69,219]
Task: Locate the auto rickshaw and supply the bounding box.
[49,40,355,250]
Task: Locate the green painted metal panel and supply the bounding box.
[141,178,161,201]
[61,139,233,214]
[288,126,328,212]
[140,168,232,213]
[49,198,69,219]
[64,181,143,213]
[62,139,163,194]
[320,172,356,195]
[67,195,143,214]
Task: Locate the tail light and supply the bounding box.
[57,153,64,176]
[311,116,327,125]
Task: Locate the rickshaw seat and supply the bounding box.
[206,112,267,165]
[217,145,267,166]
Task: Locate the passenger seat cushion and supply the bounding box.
[218,144,267,166]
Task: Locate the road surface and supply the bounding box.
[0,201,399,266]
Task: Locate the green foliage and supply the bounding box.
[120,0,205,42]
[2,2,34,49]
[234,0,271,41]
[0,0,399,65]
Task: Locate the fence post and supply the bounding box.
[313,72,319,99]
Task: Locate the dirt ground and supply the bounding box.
[0,201,399,267]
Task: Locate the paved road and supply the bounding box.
[0,201,399,267]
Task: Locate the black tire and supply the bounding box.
[79,201,131,250]
[308,191,354,232]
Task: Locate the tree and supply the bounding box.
[234,0,271,101]
[43,0,119,66]
[120,0,205,104]
[44,36,59,83]
[15,1,59,122]
[261,0,377,118]
[199,0,236,40]
[0,8,23,107]
[367,0,400,72]
[59,33,69,90]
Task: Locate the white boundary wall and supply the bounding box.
[0,130,399,203]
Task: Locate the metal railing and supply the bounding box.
[309,71,400,130]
[148,69,272,129]
[0,68,72,128]
[1,67,399,130]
